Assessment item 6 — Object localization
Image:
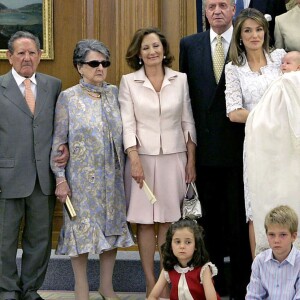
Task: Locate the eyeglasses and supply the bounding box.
[81,60,111,68]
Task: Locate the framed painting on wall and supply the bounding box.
[0,0,53,60]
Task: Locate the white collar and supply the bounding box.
[12,68,37,87]
[210,25,233,45]
[174,264,194,274]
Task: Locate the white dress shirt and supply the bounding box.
[12,68,37,98]
[210,26,233,58]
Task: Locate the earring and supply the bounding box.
[139,57,142,65]
[239,39,242,46]
[163,55,166,59]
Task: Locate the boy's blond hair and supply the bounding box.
[264,205,298,234]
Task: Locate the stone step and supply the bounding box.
[17,250,160,292]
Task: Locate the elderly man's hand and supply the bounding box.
[54,144,69,167]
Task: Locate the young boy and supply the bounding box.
[281,51,300,73]
[246,205,300,299]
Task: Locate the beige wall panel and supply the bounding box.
[186,0,197,35]
[92,0,161,85]
[47,0,87,89]
[161,0,197,70]
[91,0,196,83]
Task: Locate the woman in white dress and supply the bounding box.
[224,8,285,258]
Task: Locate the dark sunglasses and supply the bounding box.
[81,60,111,68]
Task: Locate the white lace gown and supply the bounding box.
[225,49,286,221]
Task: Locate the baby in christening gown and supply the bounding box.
[245,50,300,255]
[280,51,300,74]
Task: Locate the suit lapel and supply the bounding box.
[2,71,33,117]
[208,35,231,109]
[199,31,223,108]
[208,49,230,107]
[200,31,215,84]
[34,73,48,118]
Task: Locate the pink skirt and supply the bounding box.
[125,152,187,224]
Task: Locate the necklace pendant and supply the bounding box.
[81,85,101,98]
[87,91,101,98]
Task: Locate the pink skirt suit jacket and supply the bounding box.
[118,67,196,223]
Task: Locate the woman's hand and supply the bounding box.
[55,178,71,203]
[185,161,196,183]
[186,136,196,183]
[127,147,145,188]
[228,108,249,123]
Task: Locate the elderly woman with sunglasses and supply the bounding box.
[50,39,134,300]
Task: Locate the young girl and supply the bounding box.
[148,218,221,300]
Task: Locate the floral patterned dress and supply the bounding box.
[51,80,134,256]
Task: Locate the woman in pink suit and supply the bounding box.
[118,27,196,298]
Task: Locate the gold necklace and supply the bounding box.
[81,86,101,98]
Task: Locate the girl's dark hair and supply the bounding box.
[125,27,174,70]
[162,218,209,271]
[229,8,270,66]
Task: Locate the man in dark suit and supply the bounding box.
[249,0,287,45]
[0,31,65,300]
[180,0,252,299]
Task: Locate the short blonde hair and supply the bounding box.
[264,205,298,234]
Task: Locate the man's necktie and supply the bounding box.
[213,35,225,83]
[235,0,244,19]
[24,78,35,114]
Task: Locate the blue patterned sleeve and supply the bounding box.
[110,85,119,107]
[50,89,70,178]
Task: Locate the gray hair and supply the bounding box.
[204,0,235,7]
[73,39,110,68]
[8,31,40,53]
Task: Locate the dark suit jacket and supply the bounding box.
[0,71,62,198]
[249,0,287,45]
[179,30,245,168]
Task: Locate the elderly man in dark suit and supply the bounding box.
[0,31,66,300]
[180,0,252,299]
